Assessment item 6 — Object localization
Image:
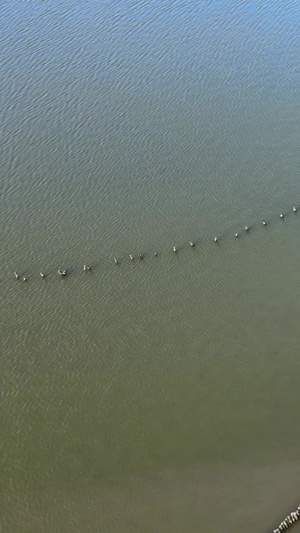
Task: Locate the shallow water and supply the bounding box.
[1,1,300,531]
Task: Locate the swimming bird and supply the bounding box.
[114,258,119,265]
[262,219,267,226]
[214,237,218,243]
[14,271,19,280]
[235,233,239,238]
[22,276,27,282]
[293,206,297,213]
[58,269,67,276]
[189,241,195,247]
[138,253,144,260]
[280,213,284,219]
[83,264,92,271]
[154,252,158,256]
[129,254,134,261]
[173,246,177,253]
[245,226,249,232]
[40,272,46,278]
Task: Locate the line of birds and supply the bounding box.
[272,504,300,532]
[12,207,298,282]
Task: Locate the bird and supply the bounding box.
[173,246,177,253]
[22,276,27,282]
[154,252,158,257]
[280,213,284,219]
[189,241,195,247]
[262,220,267,226]
[40,272,46,279]
[58,269,67,276]
[138,253,144,260]
[129,254,134,261]
[83,264,92,271]
[214,237,218,243]
[114,258,119,265]
[293,206,297,213]
[245,226,249,232]
[14,272,19,280]
[235,233,239,238]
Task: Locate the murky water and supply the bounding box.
[1,1,300,531]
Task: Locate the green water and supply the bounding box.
[1,1,300,531]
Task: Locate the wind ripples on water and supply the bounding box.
[2,0,300,531]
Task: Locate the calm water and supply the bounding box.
[1,1,300,531]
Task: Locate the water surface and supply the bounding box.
[1,1,300,531]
